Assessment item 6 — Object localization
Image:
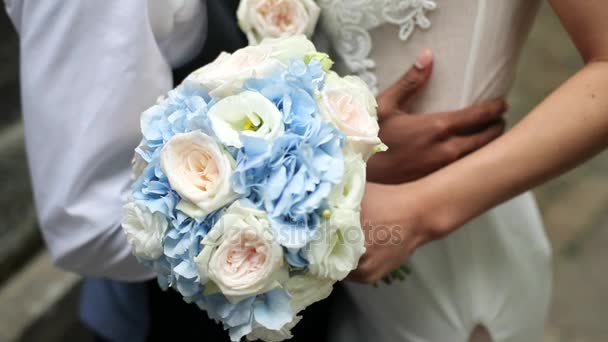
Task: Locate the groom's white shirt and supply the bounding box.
[4,0,207,281]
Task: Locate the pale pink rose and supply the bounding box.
[160,131,237,219]
[188,35,317,97]
[320,72,383,160]
[195,201,287,302]
[324,90,379,138]
[238,0,320,45]
[188,48,283,97]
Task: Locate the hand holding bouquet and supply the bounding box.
[123,35,384,341]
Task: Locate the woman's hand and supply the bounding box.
[367,50,507,184]
[348,182,449,284]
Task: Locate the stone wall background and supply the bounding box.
[1,3,607,341]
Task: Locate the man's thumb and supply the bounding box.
[379,49,434,114]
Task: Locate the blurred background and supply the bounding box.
[1,3,607,342]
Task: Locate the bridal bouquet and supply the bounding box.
[122,35,384,341]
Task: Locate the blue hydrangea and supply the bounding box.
[140,209,225,304]
[133,159,223,302]
[198,288,293,341]
[138,80,212,162]
[158,210,223,302]
[232,60,345,250]
[285,248,309,269]
[131,160,179,219]
[243,59,324,121]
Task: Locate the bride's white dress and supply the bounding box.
[318,1,552,341]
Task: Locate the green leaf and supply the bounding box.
[202,281,221,296]
[304,52,335,72]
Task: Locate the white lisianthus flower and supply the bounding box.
[122,202,168,259]
[285,274,335,313]
[238,0,320,45]
[306,208,366,281]
[188,35,316,97]
[208,91,284,148]
[328,150,367,211]
[319,72,384,160]
[161,131,237,219]
[194,201,288,302]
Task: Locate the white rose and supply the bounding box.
[188,49,283,97]
[208,91,284,148]
[306,208,366,281]
[122,201,168,259]
[160,131,237,219]
[258,34,317,63]
[247,316,302,342]
[188,35,316,97]
[328,150,366,211]
[238,0,320,45]
[195,201,287,302]
[285,274,334,313]
[320,72,384,160]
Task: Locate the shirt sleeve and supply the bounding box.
[11,1,184,281]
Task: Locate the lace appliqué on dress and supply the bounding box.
[319,0,437,94]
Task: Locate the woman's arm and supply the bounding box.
[427,0,608,232]
[350,0,608,283]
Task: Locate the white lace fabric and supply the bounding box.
[318,0,437,93]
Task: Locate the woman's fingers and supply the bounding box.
[377,49,434,120]
[348,254,383,284]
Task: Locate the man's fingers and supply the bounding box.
[443,119,506,160]
[377,49,434,118]
[437,99,508,135]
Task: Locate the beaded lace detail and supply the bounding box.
[318,0,437,93]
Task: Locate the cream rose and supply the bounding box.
[188,49,282,97]
[188,35,316,97]
[306,208,366,281]
[208,91,284,148]
[195,201,287,302]
[320,72,384,160]
[238,0,320,45]
[160,131,237,219]
[122,201,168,259]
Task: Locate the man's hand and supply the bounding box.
[367,50,507,184]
